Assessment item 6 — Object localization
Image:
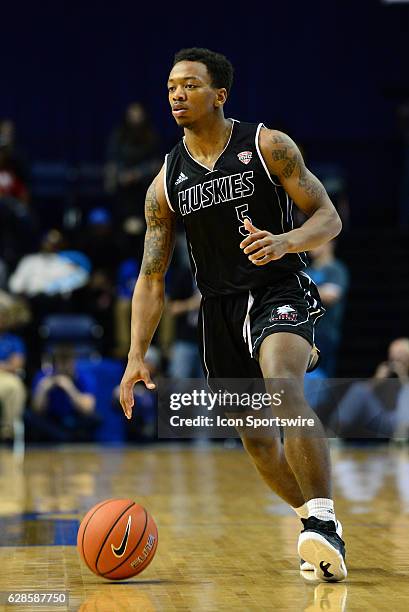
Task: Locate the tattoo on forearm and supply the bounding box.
[270,132,325,199]
[141,182,175,275]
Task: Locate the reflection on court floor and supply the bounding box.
[1,444,409,611]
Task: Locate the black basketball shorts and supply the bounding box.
[198,271,325,380]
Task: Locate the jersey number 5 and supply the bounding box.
[235,204,252,236]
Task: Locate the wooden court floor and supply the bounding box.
[1,443,409,611]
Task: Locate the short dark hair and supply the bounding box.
[173,48,234,95]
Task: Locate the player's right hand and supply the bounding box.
[120,358,156,420]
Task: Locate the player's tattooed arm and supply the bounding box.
[267,130,327,206]
[258,128,342,251]
[120,168,176,419]
[141,176,176,278]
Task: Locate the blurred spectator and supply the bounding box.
[75,209,124,355]
[330,338,409,440]
[0,300,26,442]
[0,120,37,266]
[78,208,123,279]
[0,121,29,203]
[9,229,91,298]
[113,258,140,359]
[0,118,30,185]
[306,240,349,376]
[393,383,409,442]
[76,269,115,357]
[8,229,91,371]
[105,102,161,233]
[30,346,99,442]
[0,290,31,330]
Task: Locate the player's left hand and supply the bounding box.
[239,218,288,265]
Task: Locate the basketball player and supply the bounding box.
[120,48,347,582]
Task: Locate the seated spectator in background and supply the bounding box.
[78,208,123,279]
[330,338,409,440]
[9,229,91,298]
[0,289,31,332]
[75,209,121,356]
[30,346,99,442]
[76,268,115,357]
[105,102,162,238]
[113,258,140,359]
[0,301,26,442]
[306,239,349,376]
[8,229,91,372]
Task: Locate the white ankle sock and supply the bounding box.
[306,498,336,523]
[292,503,308,519]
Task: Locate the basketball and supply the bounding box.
[77,498,158,580]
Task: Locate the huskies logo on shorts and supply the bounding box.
[269,305,298,322]
[237,151,253,165]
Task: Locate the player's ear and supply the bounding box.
[214,88,227,108]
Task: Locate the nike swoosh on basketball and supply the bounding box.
[111,515,132,557]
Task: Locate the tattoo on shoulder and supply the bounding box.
[270,132,302,179]
[141,181,175,276]
[270,132,325,199]
[271,133,292,145]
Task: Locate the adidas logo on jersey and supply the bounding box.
[175,172,188,185]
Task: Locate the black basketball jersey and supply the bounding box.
[164,120,307,297]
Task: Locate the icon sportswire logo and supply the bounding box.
[111,515,132,558]
[175,172,188,185]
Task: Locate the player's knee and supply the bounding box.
[263,369,304,400]
[241,435,281,463]
[259,355,302,379]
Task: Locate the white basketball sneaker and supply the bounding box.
[298,517,347,582]
[299,519,343,572]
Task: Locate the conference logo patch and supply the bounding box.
[269,305,298,322]
[237,151,253,165]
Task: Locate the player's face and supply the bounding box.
[168,61,222,127]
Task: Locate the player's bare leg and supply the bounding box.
[258,333,331,499]
[239,429,305,508]
[254,332,346,581]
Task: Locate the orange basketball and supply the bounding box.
[77,498,158,580]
